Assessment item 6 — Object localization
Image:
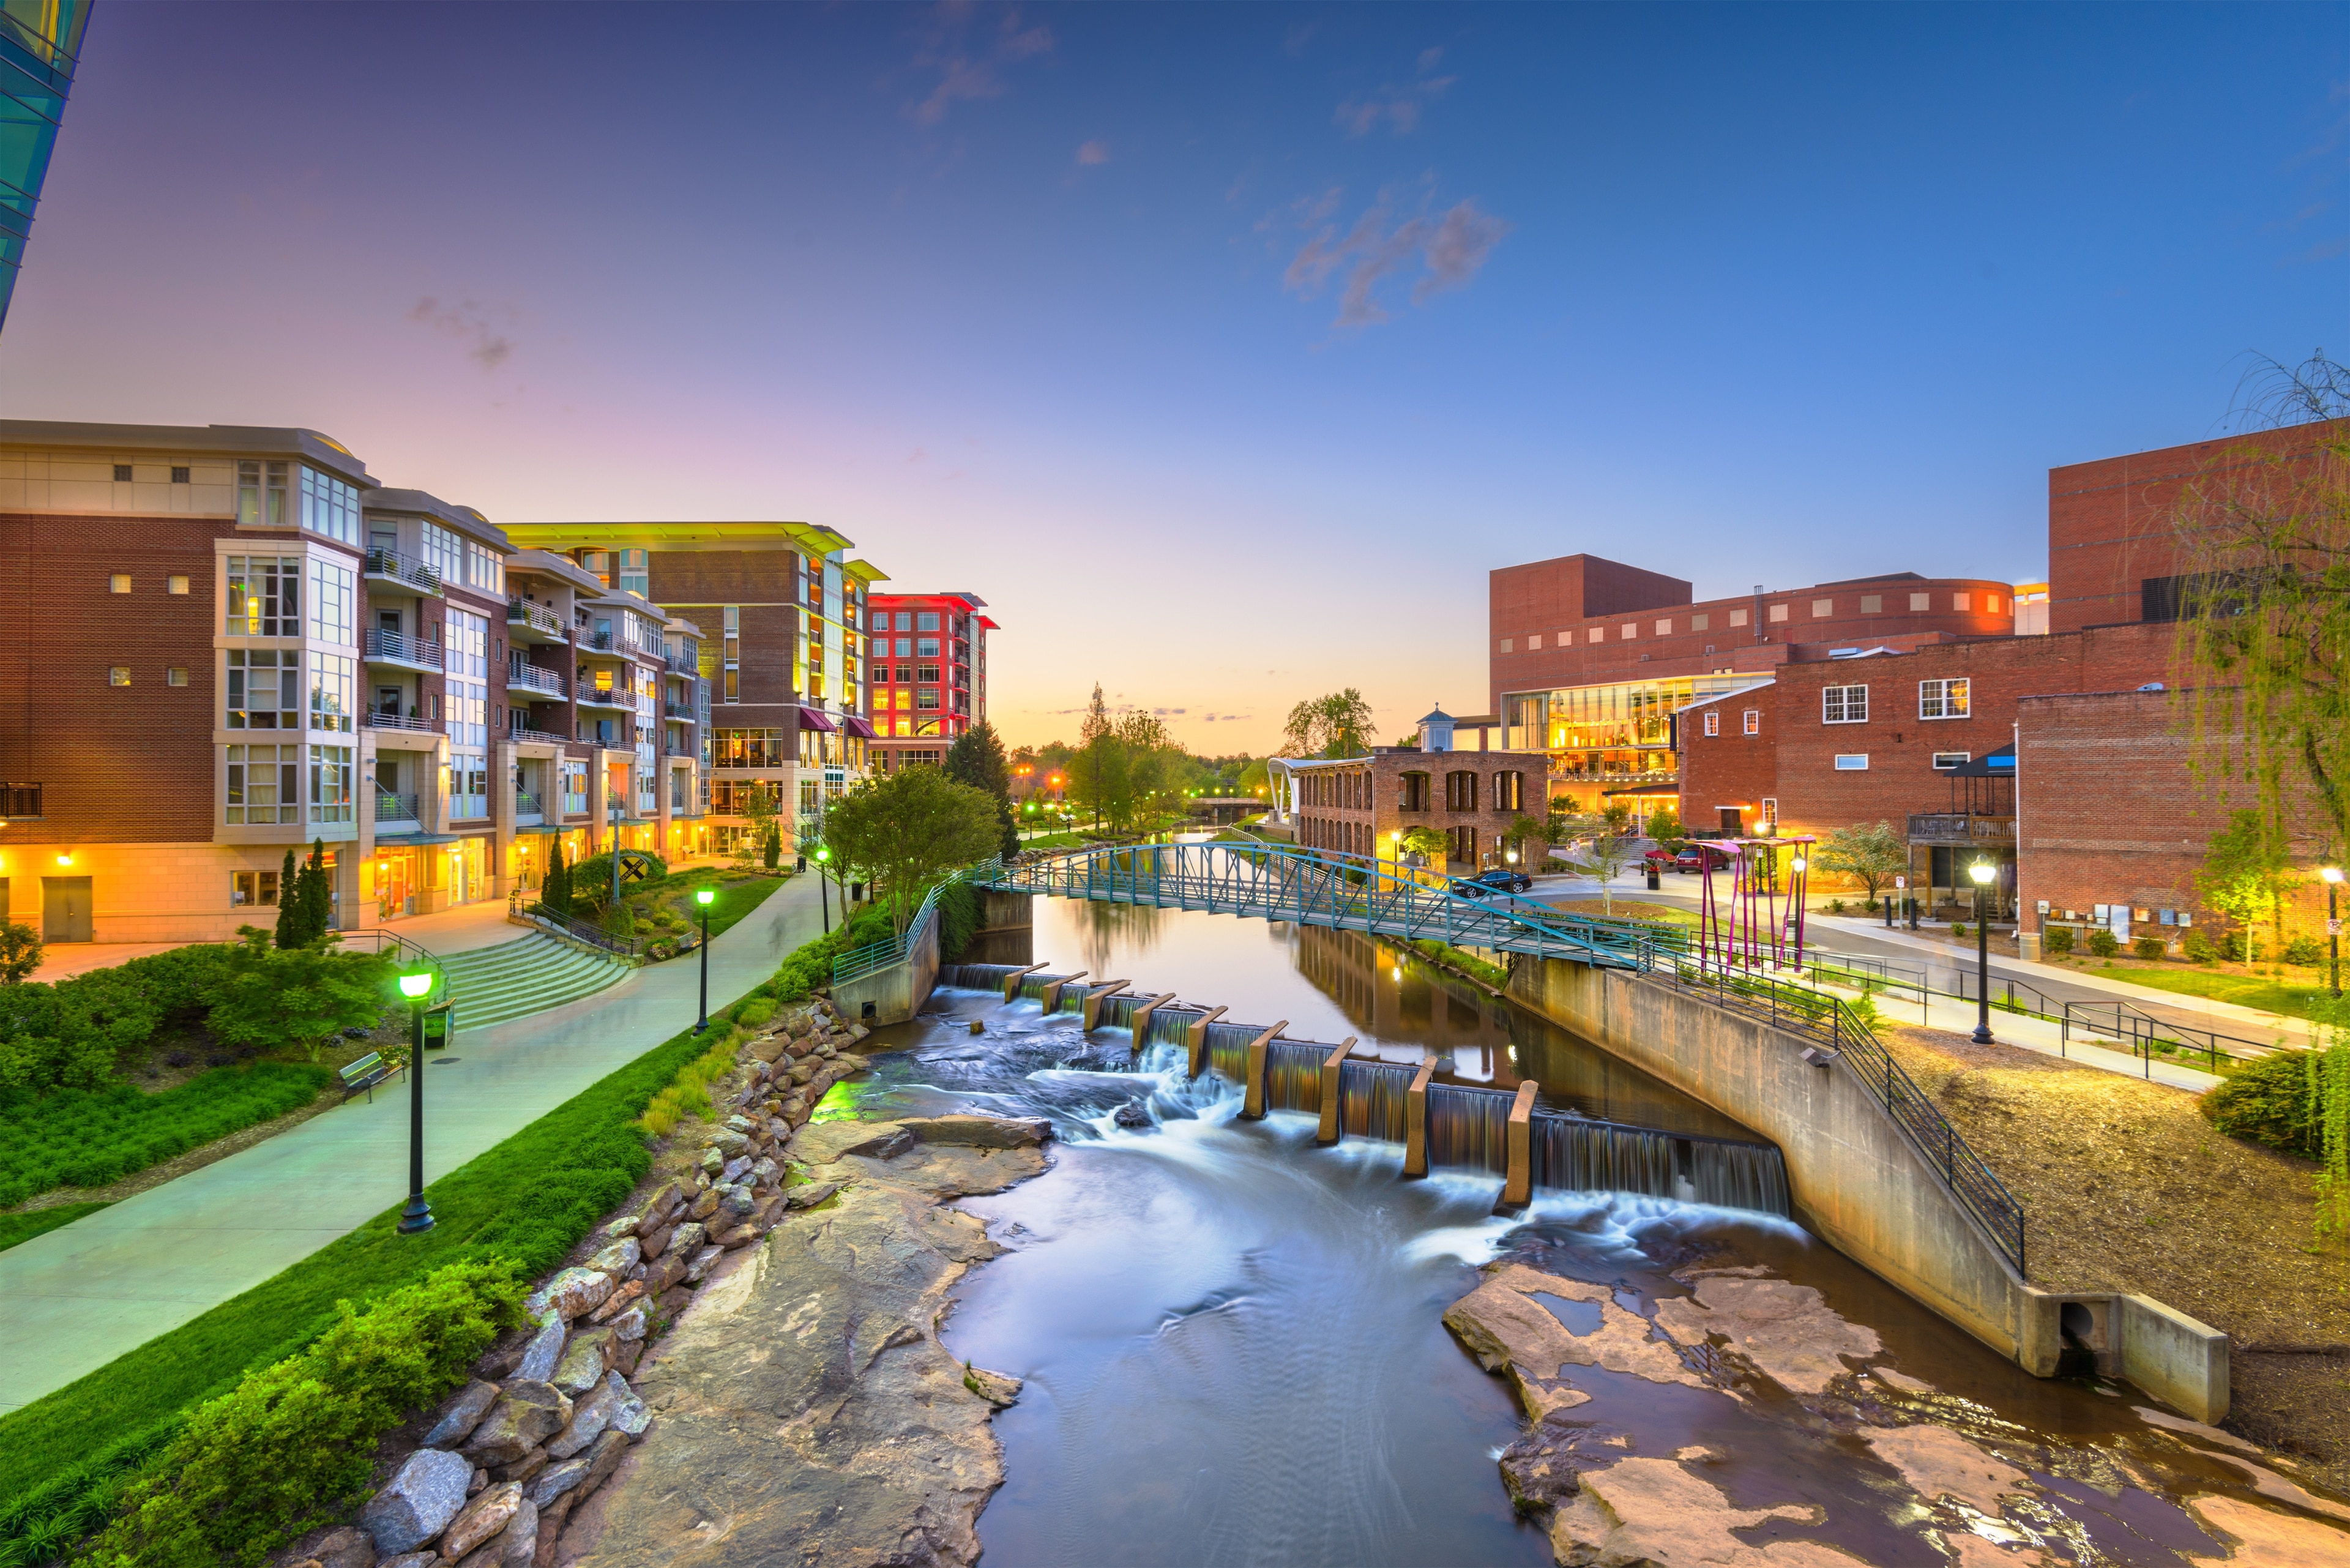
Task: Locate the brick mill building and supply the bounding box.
[1277,707,1550,872]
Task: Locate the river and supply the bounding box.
[821,895,2348,1567]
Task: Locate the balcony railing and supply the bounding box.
[1906,813,2017,846]
[582,630,616,652]
[364,628,444,671]
[508,723,570,746]
[365,547,443,595]
[577,687,630,710]
[665,651,698,675]
[515,790,543,816]
[662,700,695,720]
[366,709,438,733]
[607,793,628,815]
[376,792,420,824]
[507,599,564,637]
[507,660,567,698]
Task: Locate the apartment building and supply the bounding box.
[499,522,879,856]
[865,590,994,772]
[0,420,703,943]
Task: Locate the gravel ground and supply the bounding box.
[1876,1021,2350,1494]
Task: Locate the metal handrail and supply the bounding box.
[507,661,567,697]
[365,547,443,594]
[507,599,564,636]
[366,711,438,732]
[578,687,630,708]
[334,927,446,990]
[833,872,958,984]
[364,628,444,670]
[375,792,420,823]
[662,700,695,719]
[508,725,570,746]
[515,790,542,815]
[509,890,643,957]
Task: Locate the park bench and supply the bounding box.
[338,1051,395,1104]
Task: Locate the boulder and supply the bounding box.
[452,1496,535,1568]
[533,1495,576,1568]
[523,1267,613,1322]
[717,1185,756,1223]
[684,1243,725,1284]
[637,1223,671,1261]
[688,1187,720,1220]
[422,1379,502,1447]
[698,1146,725,1178]
[785,1180,843,1210]
[747,1034,789,1064]
[303,1525,378,1568]
[380,1556,438,1568]
[611,1336,646,1378]
[723,1113,753,1132]
[607,1301,649,1343]
[588,1277,645,1324]
[585,1237,640,1276]
[631,1179,682,1227]
[791,1121,911,1163]
[666,1220,706,1258]
[604,1370,652,1436]
[787,1061,815,1086]
[712,1223,759,1250]
[961,1365,1021,1408]
[546,1376,621,1460]
[440,1482,524,1561]
[720,1155,753,1185]
[749,1156,779,1187]
[900,1114,1053,1149]
[644,1251,688,1295]
[489,1447,549,1486]
[551,1327,613,1396]
[514,1316,566,1384]
[359,1447,472,1555]
[461,1383,573,1468]
[1113,1103,1152,1129]
[712,1129,750,1158]
[599,1215,640,1242]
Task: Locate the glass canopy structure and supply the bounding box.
[0,0,91,332]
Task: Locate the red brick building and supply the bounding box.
[865,591,994,772]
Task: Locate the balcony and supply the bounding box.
[366,709,439,735]
[376,792,420,826]
[507,724,570,747]
[507,661,567,700]
[665,651,699,676]
[577,686,631,711]
[365,628,443,673]
[515,790,543,824]
[1907,813,2016,846]
[507,599,565,643]
[662,700,695,720]
[580,629,617,652]
[365,547,443,597]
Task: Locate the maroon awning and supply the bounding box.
[794,706,837,733]
[840,714,877,740]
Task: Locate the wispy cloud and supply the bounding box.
[1279,191,1511,327]
[1075,139,1110,166]
[1334,47,1457,137]
[408,296,517,370]
[908,4,1054,127]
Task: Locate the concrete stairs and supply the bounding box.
[436,933,633,1031]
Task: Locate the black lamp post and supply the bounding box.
[816,845,833,935]
[397,966,436,1234]
[2323,862,2343,999]
[693,885,716,1032]
[1968,859,1997,1045]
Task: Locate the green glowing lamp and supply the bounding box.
[695,886,716,906]
[397,969,433,1001]
[816,846,832,864]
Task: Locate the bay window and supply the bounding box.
[310,745,354,823]
[226,744,298,824]
[226,556,299,635]
[226,649,298,728]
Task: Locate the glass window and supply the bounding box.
[308,557,354,644]
[420,521,464,585]
[871,610,887,631]
[310,744,354,823]
[916,611,939,632]
[1919,678,1970,719]
[916,688,941,710]
[226,744,299,824]
[1833,754,1869,771]
[723,605,740,704]
[1822,685,1868,724]
[1932,752,1971,770]
[449,749,488,819]
[711,728,786,767]
[230,868,281,907]
[466,540,505,595]
[916,637,939,658]
[108,666,130,685]
[236,461,288,528]
[1742,709,1759,736]
[616,548,647,596]
[225,556,300,635]
[1703,710,1719,737]
[298,466,359,544]
[891,612,909,631]
[309,652,355,733]
[226,649,299,728]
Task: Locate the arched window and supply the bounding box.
[1445,770,1478,812]
[1492,771,1523,812]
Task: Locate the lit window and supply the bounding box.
[109,666,130,685]
[167,666,188,687]
[1986,594,2001,613]
[1822,685,1868,724]
[1654,619,1671,635]
[1833,754,1868,771]
[1587,628,1603,644]
[1760,797,1778,825]
[230,869,281,907]
[1952,592,1972,612]
[167,574,189,594]
[225,555,300,635]
[1918,678,1969,720]
[1619,624,1636,640]
[1703,711,1720,737]
[110,573,132,593]
[226,648,297,728]
[237,461,288,528]
[1931,752,1970,770]
[1812,599,1832,617]
[1742,709,1759,736]
[1527,634,1542,649]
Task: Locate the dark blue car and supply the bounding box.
[1455,868,1534,897]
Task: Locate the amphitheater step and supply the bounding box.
[435,933,633,1031]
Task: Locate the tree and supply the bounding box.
[1564,827,1641,916]
[301,840,332,943]
[1644,808,1685,852]
[819,765,1003,932]
[1398,826,1450,864]
[738,785,781,870]
[543,838,570,914]
[0,920,42,984]
[2197,808,2294,965]
[1077,683,1117,831]
[271,848,301,949]
[2171,353,2350,849]
[1814,821,1909,904]
[1281,689,1375,759]
[947,720,1021,858]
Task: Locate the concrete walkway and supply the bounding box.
[0,873,835,1414]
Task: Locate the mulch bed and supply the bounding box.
[1876,1022,2350,1491]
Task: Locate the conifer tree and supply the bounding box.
[272,848,302,949]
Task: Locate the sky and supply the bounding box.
[2,2,2343,754]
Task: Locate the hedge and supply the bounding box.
[0,1064,333,1209]
[2200,1044,2338,1159]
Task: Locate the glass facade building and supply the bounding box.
[1502,673,1773,808]
[0,0,91,332]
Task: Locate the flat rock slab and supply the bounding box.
[897,1114,1053,1149]
[787,1119,910,1165]
[1444,1263,1706,1417]
[561,1122,1050,1568]
[1649,1275,1881,1397]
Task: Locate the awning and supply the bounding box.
[511,823,562,835]
[795,706,837,733]
[373,831,472,846]
[840,714,876,740]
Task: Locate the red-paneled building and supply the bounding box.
[866,591,994,772]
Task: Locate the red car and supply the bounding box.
[1643,844,1732,874]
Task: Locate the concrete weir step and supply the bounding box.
[435,932,632,1031]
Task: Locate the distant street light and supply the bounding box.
[397,967,436,1235]
[693,886,716,1032]
[1968,859,1998,1043]
[2322,862,2343,999]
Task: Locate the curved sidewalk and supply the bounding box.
[0,875,832,1413]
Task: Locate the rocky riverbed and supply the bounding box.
[557,1113,1051,1568]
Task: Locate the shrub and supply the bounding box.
[2041,927,2074,957]
[1826,899,1847,916]
[1952,922,1968,941]
[937,880,981,963]
[81,1260,525,1567]
[203,943,394,1062]
[1863,900,1880,915]
[0,1064,332,1208]
[733,997,776,1029]
[568,853,670,914]
[635,1036,742,1138]
[2087,928,2119,958]
[2201,1047,2328,1158]
[2133,936,2167,960]
[2183,928,2217,963]
[0,922,43,985]
[2283,935,2325,966]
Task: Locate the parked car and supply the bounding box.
[1671,844,1732,873]
[1457,868,1534,896]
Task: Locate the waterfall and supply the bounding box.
[1146,1007,1201,1048]
[1427,1084,1511,1174]
[1203,1020,1259,1081]
[1687,1137,1793,1214]
[1098,993,1142,1031]
[938,963,1022,991]
[1338,1061,1413,1143]
[1266,1040,1327,1114]
[1526,1114,1791,1217]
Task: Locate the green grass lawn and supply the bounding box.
[624,870,786,950]
[1019,831,1095,851]
[0,1063,332,1209]
[2061,960,2332,1020]
[0,1203,110,1255]
[0,990,764,1539]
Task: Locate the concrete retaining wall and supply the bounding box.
[830,911,941,1027]
[1508,957,2228,1421]
[980,889,1034,932]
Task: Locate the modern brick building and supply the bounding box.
[498,522,882,857]
[865,590,994,772]
[1277,707,1551,871]
[0,420,704,941]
